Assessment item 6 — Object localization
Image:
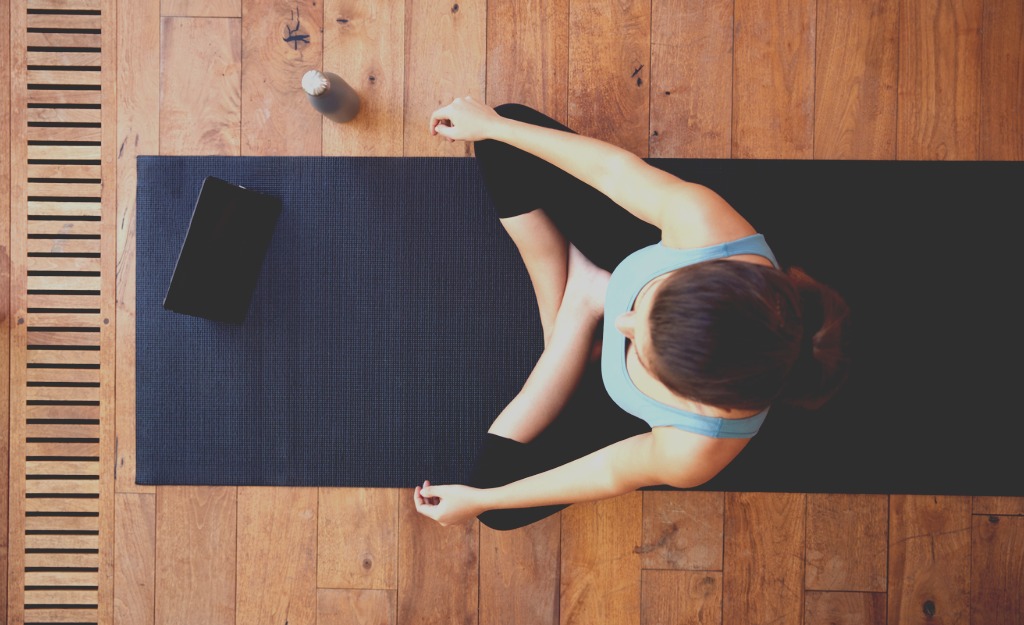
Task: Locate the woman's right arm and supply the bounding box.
[430,97,726,234]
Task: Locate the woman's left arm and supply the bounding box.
[414,430,728,526]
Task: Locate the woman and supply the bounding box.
[414,97,850,530]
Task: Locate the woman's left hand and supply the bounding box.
[413,480,487,527]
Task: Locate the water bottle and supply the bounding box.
[302,69,360,123]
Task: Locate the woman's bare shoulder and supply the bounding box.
[658,184,759,250]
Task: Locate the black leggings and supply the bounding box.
[468,103,659,531]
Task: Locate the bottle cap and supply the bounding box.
[302,69,329,96]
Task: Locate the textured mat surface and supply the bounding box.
[136,156,1024,494]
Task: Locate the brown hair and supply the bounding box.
[647,260,851,411]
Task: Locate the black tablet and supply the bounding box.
[163,176,282,323]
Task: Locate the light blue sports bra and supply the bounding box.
[601,234,780,439]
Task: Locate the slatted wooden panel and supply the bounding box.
[8,1,117,625]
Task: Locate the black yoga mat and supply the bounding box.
[135,155,1024,495]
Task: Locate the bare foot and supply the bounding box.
[563,245,610,322]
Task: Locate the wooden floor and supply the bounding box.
[4,0,1023,624]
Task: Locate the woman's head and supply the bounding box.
[629,260,851,411]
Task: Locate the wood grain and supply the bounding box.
[318,588,397,625]
[733,0,815,158]
[981,0,1024,160]
[237,487,318,625]
[154,486,237,625]
[639,491,724,571]
[568,0,650,156]
[887,495,971,625]
[972,514,1024,625]
[804,590,886,625]
[723,493,805,625]
[1,0,9,617]
[479,514,560,625]
[974,496,1024,516]
[814,0,898,159]
[649,0,733,158]
[485,0,569,124]
[561,493,643,625]
[641,570,722,625]
[318,488,398,590]
[115,0,160,495]
[323,0,405,156]
[805,494,888,591]
[403,0,486,156]
[397,495,479,625]
[241,0,323,156]
[896,0,982,160]
[114,494,156,625]
[159,17,242,155]
[161,0,241,17]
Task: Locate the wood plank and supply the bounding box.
[26,12,103,31]
[805,494,887,592]
[887,495,971,625]
[1,0,11,618]
[732,0,815,158]
[485,0,569,124]
[397,495,478,625]
[639,491,723,571]
[154,486,237,625]
[649,0,732,158]
[814,0,898,159]
[28,0,102,9]
[403,0,486,156]
[568,0,650,157]
[159,17,242,155]
[479,514,560,625]
[723,493,805,625]
[641,570,722,625]
[317,488,397,590]
[236,487,318,625]
[896,0,982,160]
[26,51,102,68]
[804,591,886,625]
[116,0,160,496]
[981,0,1024,160]
[323,0,405,156]
[114,494,155,625]
[974,496,1024,516]
[240,0,322,156]
[972,514,1024,625]
[318,588,396,625]
[561,493,642,625]
[161,0,241,18]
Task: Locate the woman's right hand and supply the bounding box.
[429,96,504,143]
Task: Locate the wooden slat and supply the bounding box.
[974,497,1024,516]
[159,17,241,155]
[27,12,103,31]
[26,461,101,475]
[649,0,732,158]
[804,591,886,625]
[26,422,100,439]
[25,535,100,551]
[27,107,102,125]
[402,0,486,156]
[981,0,1024,160]
[154,486,237,625]
[317,588,397,625]
[972,514,1024,625]
[27,51,102,67]
[568,0,650,157]
[813,0,898,159]
[21,608,99,623]
[25,497,99,514]
[24,589,99,605]
[27,69,103,87]
[115,0,160,495]
[479,514,560,625]
[28,0,102,7]
[896,0,982,160]
[732,0,815,158]
[397,496,479,625]
[28,164,103,180]
[485,0,569,124]
[561,493,642,625]
[805,494,888,591]
[240,0,322,156]
[26,31,103,50]
[237,487,318,625]
[887,495,971,625]
[27,125,102,142]
[317,488,398,590]
[639,491,723,571]
[323,0,405,156]
[723,493,805,625]
[1,0,11,617]
[162,0,241,18]
[25,514,99,531]
[641,570,722,625]
[28,143,102,161]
